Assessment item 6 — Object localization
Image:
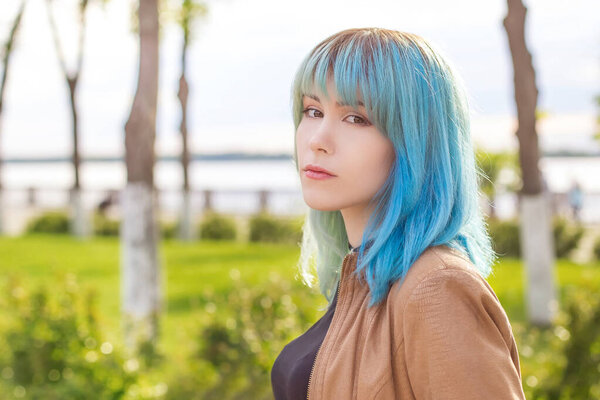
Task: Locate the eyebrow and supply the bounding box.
[304,94,365,108]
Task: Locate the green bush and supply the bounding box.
[160,220,178,240]
[92,214,180,240]
[0,277,137,399]
[486,217,585,259]
[165,272,321,400]
[594,237,600,261]
[198,213,237,241]
[553,218,585,259]
[487,218,521,258]
[248,213,302,244]
[93,213,120,236]
[26,211,70,235]
[516,285,600,399]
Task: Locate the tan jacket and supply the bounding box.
[307,245,526,399]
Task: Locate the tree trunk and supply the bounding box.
[69,187,88,237]
[122,0,161,349]
[68,78,81,191]
[503,0,557,326]
[45,0,88,237]
[177,34,193,240]
[178,188,194,240]
[67,77,88,237]
[0,1,27,235]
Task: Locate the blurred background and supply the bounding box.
[0,0,598,399]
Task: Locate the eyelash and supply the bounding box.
[302,107,371,126]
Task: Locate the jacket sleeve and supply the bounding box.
[401,268,526,400]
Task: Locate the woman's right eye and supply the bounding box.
[302,108,323,118]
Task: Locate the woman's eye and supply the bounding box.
[303,108,323,118]
[345,115,370,125]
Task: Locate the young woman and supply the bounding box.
[271,28,526,399]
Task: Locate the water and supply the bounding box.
[2,156,600,223]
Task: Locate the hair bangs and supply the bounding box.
[292,32,394,137]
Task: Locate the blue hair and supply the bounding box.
[291,28,496,308]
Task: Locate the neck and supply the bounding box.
[341,203,373,248]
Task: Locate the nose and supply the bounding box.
[308,118,335,154]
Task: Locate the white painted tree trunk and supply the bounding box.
[70,188,89,238]
[177,189,194,241]
[519,192,557,326]
[120,182,161,348]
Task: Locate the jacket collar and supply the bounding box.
[341,246,366,284]
[347,238,374,254]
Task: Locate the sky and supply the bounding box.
[0,0,598,158]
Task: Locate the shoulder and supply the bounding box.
[386,245,525,398]
[388,244,513,345]
[389,244,498,305]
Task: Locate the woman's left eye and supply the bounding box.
[345,115,370,125]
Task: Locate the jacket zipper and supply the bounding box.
[306,253,350,400]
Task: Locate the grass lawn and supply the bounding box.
[0,234,308,365]
[1,234,599,375]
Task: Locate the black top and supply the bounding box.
[271,243,357,400]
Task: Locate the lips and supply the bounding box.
[303,164,336,180]
[304,164,335,176]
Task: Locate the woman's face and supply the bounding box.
[296,78,396,215]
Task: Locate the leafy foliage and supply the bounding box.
[165,272,321,400]
[0,277,137,399]
[593,236,600,261]
[475,149,519,198]
[553,218,585,259]
[93,212,120,236]
[1,238,599,398]
[487,218,521,257]
[518,285,600,399]
[26,211,70,234]
[487,217,585,259]
[248,213,302,245]
[198,213,237,241]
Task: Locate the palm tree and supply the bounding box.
[173,0,207,240]
[503,0,557,326]
[122,0,161,348]
[0,0,27,235]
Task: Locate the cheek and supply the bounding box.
[295,124,309,152]
[294,130,305,162]
[353,139,395,183]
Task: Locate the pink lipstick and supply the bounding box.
[304,164,336,180]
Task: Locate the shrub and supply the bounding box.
[594,237,600,261]
[517,285,600,399]
[486,217,585,260]
[93,213,120,236]
[26,211,70,234]
[0,276,137,399]
[248,213,302,244]
[552,218,585,259]
[198,213,237,241]
[160,220,178,240]
[165,272,321,400]
[93,214,177,240]
[487,218,521,258]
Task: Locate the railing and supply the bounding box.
[2,186,599,235]
[0,187,307,235]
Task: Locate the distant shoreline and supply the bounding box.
[2,151,599,164]
[1,153,294,164]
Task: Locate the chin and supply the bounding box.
[302,194,342,212]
